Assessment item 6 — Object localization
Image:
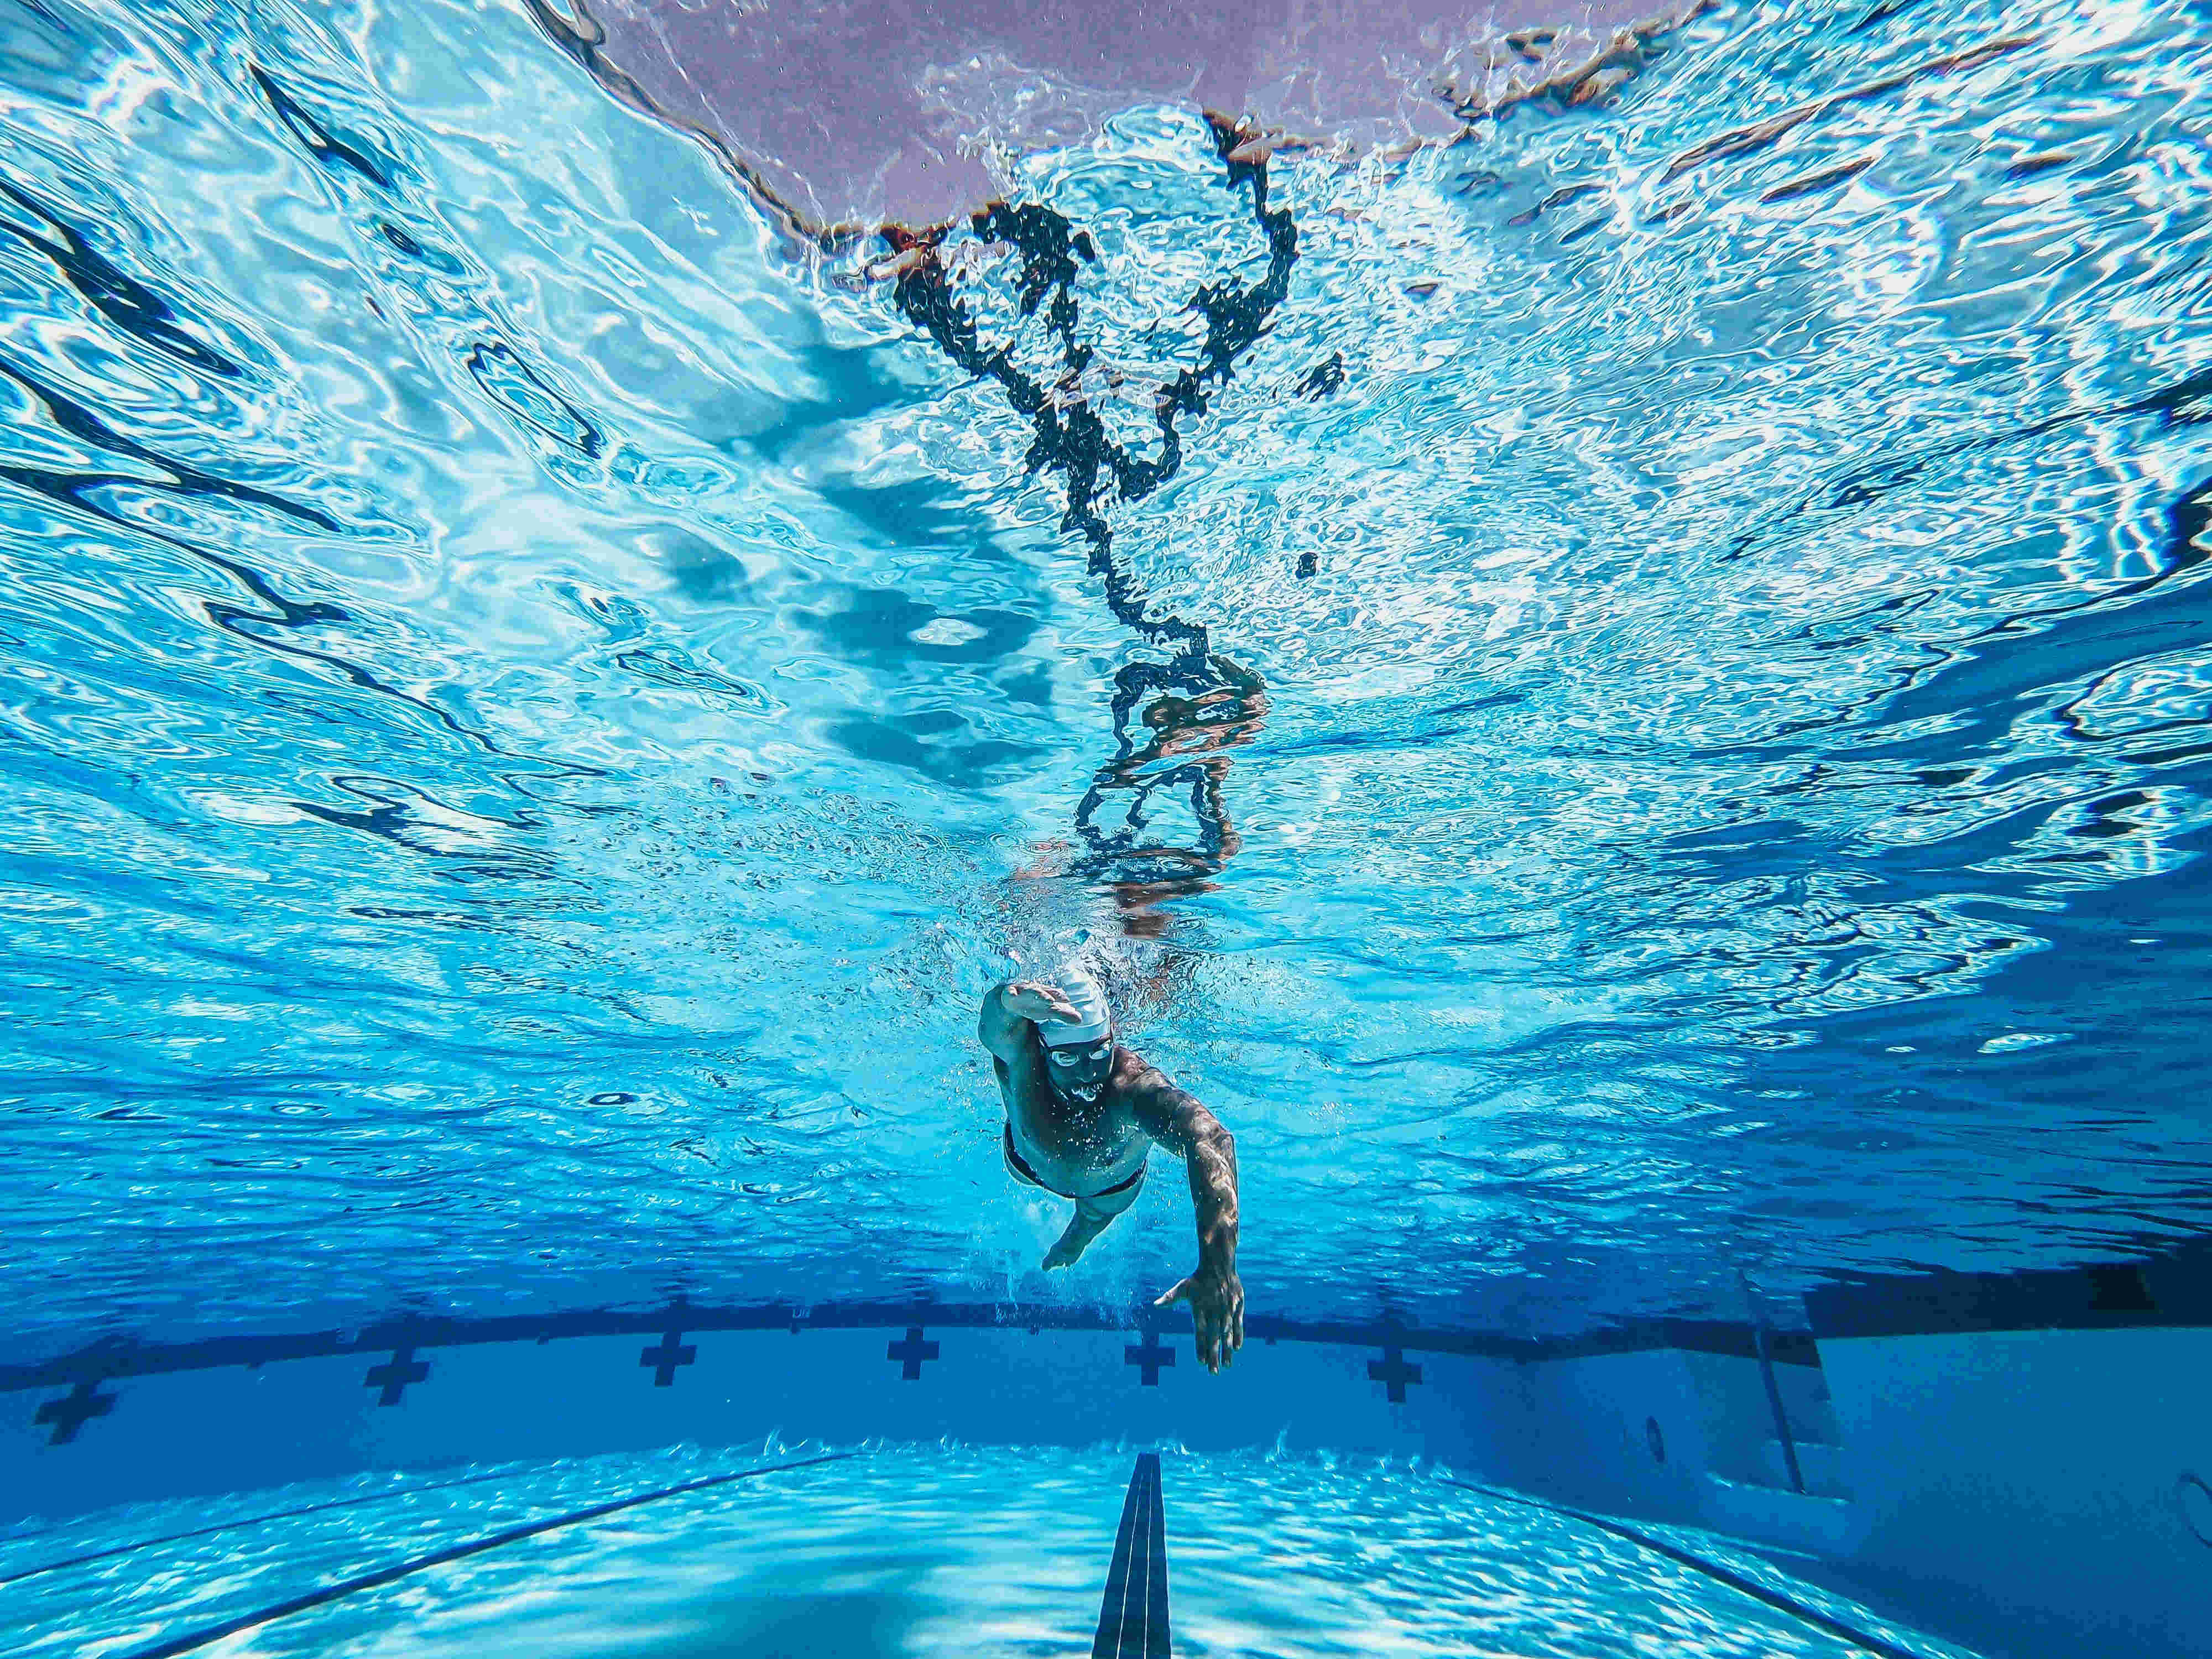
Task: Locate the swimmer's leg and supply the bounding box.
[1041,1171,1145,1270]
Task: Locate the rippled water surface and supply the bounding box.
[4,0,2212,1353]
[0,1445,1968,1658]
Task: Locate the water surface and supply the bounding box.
[2,0,2210,1353]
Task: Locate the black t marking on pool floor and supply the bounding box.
[1093,1452,1172,1658]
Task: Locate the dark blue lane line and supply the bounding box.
[114,1452,860,1659]
[1093,1452,1171,1658]
[0,1467,528,1588]
[1142,1454,1168,1653]
[1094,1459,1143,1655]
[1437,1479,1939,1659]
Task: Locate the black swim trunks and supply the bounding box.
[1003,1123,1146,1202]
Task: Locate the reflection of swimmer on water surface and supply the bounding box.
[1073,651,1269,927]
[978,966,1243,1373]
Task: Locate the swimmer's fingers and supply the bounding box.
[1154,1276,1207,1368]
[1008,982,1084,1024]
[1201,1301,1227,1373]
[1212,1286,1244,1371]
[1157,1278,1238,1372]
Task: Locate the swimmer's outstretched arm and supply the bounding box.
[1134,1076,1243,1374]
[978,979,1084,1060]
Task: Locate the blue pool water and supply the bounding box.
[4,0,2212,1651]
[5,0,2209,1350]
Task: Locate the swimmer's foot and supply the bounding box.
[1044,1199,1121,1270]
[1044,1212,1109,1270]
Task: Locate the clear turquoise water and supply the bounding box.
[3,0,2211,1363]
[0,1445,1970,1658]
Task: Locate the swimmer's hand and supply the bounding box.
[1003,981,1086,1030]
[1156,1260,1244,1374]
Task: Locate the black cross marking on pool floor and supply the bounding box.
[639,1332,696,1386]
[364,1347,428,1406]
[1093,1452,1171,1657]
[887,1327,938,1380]
[1368,1344,1422,1403]
[34,1382,114,1445]
[1125,1333,1174,1386]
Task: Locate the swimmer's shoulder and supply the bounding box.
[1109,1045,1176,1105]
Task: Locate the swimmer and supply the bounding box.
[978,967,1244,1372]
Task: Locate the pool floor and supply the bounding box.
[0,1445,1970,1658]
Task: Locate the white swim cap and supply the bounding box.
[1039,966,1113,1047]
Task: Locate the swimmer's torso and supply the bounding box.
[994,1033,1151,1197]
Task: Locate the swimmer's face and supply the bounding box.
[1045,1036,1114,1104]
